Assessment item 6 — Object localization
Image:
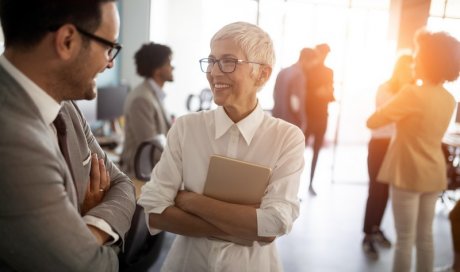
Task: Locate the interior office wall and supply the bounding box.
[149,0,210,117]
[119,0,151,90]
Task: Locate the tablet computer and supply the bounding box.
[203,155,272,205]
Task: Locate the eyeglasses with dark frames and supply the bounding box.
[199,57,264,73]
[75,26,122,62]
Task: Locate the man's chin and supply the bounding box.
[83,87,97,100]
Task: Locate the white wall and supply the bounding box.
[150,0,217,117]
[120,0,151,89]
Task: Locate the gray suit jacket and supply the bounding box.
[0,66,136,271]
[120,80,171,178]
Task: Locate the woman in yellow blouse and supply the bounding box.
[367,30,460,272]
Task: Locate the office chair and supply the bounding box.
[134,135,166,181]
[119,135,166,272]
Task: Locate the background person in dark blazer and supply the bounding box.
[272,48,317,132]
[0,0,136,271]
[304,43,335,195]
[120,42,174,178]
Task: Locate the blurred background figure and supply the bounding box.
[272,48,317,132]
[367,30,460,272]
[120,42,174,179]
[304,43,335,195]
[361,53,414,259]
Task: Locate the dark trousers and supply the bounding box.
[363,138,391,234]
[305,115,327,185]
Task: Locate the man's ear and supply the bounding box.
[53,24,80,61]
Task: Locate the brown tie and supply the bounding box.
[53,112,74,179]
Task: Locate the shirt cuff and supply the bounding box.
[256,206,293,237]
[144,213,163,236]
[83,215,119,245]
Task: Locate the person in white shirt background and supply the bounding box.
[361,53,414,259]
[138,21,305,271]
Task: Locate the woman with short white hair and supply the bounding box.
[139,21,305,271]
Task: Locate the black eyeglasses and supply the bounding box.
[75,26,122,62]
[199,57,264,73]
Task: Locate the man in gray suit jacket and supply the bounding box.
[121,43,174,178]
[0,0,136,271]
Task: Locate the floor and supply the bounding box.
[148,145,457,272]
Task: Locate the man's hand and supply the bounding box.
[81,153,111,215]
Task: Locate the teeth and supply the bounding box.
[214,83,230,88]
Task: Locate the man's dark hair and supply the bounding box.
[0,0,116,48]
[134,42,172,78]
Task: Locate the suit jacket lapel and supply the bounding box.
[61,104,98,211]
[59,110,87,207]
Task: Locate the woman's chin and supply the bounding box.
[212,96,226,106]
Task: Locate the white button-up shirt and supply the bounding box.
[138,103,305,271]
[371,82,397,139]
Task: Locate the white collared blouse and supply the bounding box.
[139,103,305,271]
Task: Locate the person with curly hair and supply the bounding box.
[367,29,460,272]
[362,53,414,259]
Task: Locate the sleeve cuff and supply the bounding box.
[83,215,120,245]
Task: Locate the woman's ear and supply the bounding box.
[256,65,272,86]
[53,24,80,61]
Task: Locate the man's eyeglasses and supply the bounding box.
[199,58,264,73]
[75,27,122,62]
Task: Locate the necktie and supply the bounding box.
[53,112,74,179]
